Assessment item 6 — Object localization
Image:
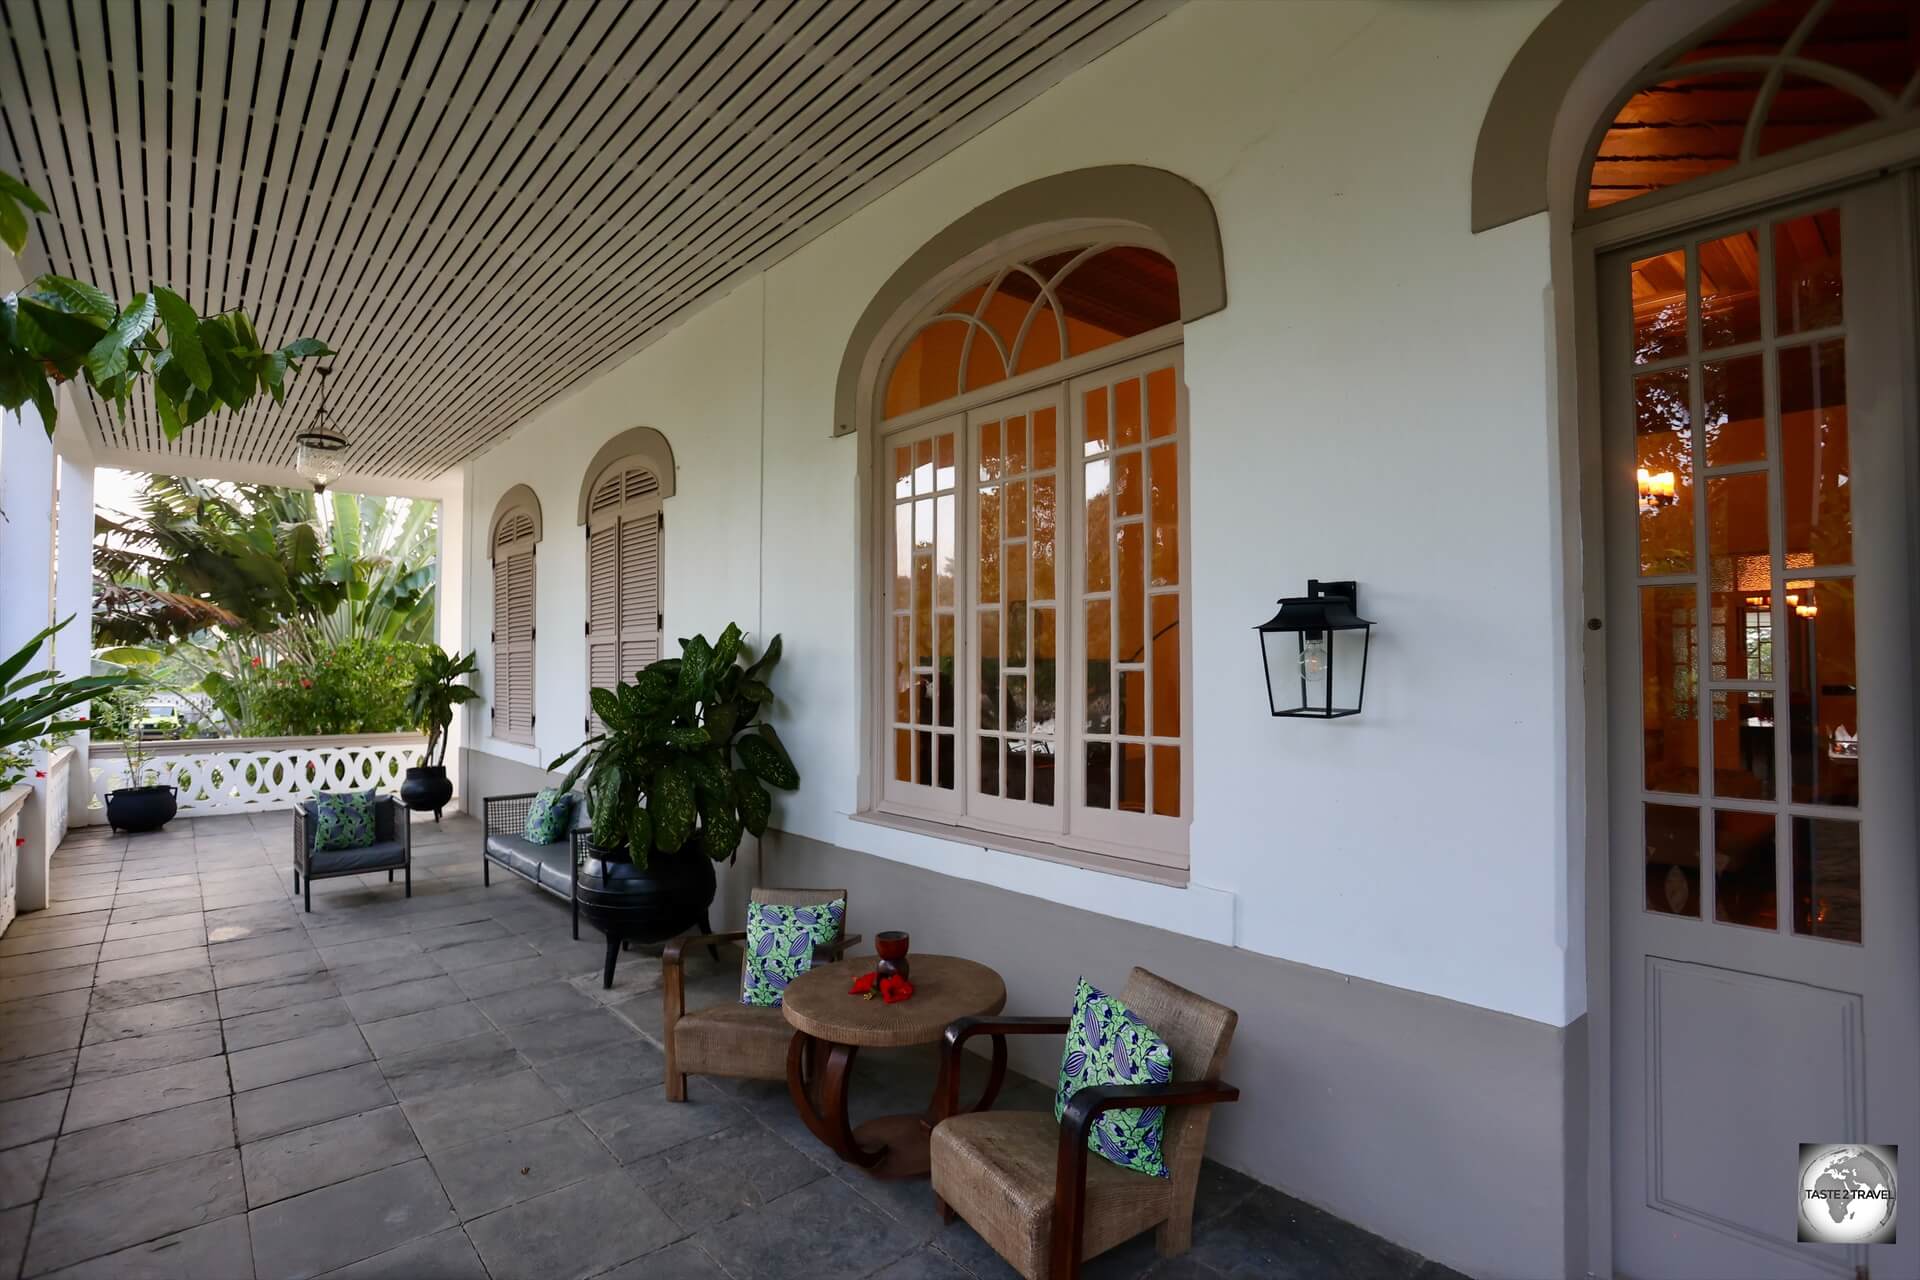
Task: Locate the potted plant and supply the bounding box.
[104,729,179,833]
[549,624,799,973]
[402,647,479,820]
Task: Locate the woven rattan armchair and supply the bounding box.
[660,886,861,1102]
[929,968,1239,1280]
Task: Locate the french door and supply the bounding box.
[1603,176,1920,1279]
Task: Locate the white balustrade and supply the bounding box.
[0,784,25,937]
[88,734,428,817]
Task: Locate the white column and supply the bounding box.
[1,402,60,911]
[432,473,469,807]
[55,446,97,827]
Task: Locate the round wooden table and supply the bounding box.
[783,954,1007,1179]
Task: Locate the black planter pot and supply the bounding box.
[399,765,453,820]
[576,841,718,988]
[105,784,177,834]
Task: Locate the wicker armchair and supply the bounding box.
[930,968,1239,1280]
[291,794,412,912]
[660,886,862,1101]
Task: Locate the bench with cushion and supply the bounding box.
[481,792,582,938]
[293,793,411,912]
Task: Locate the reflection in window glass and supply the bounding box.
[1707,473,1770,672]
[1699,230,1761,348]
[1702,354,1765,466]
[1636,368,1694,575]
[1780,339,1851,566]
[1711,689,1776,800]
[1775,210,1843,334]
[1646,802,1701,917]
[1714,809,1778,929]
[1789,577,1859,807]
[1630,250,1688,363]
[1793,816,1862,943]
[1640,586,1700,795]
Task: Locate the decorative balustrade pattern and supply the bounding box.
[89,734,427,817]
[0,787,24,937]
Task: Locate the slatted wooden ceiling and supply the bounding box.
[0,0,1177,480]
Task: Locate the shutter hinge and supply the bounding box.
[585,621,591,636]
[657,612,663,630]
[490,707,496,719]
[657,512,664,530]
[531,627,537,641]
[531,715,536,728]
[490,629,495,644]
[584,716,590,735]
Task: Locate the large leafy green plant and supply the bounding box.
[407,648,480,768]
[0,617,131,791]
[549,625,798,868]
[3,171,330,438]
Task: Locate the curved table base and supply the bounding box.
[786,1031,1008,1180]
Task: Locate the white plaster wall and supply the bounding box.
[462,0,1572,1024]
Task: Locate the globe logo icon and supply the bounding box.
[1798,1144,1897,1245]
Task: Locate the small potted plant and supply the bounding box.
[549,624,799,979]
[402,647,480,820]
[105,733,178,833]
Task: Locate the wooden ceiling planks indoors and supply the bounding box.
[0,0,1179,481]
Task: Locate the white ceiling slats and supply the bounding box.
[1,0,1174,480]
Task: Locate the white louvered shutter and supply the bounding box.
[585,466,663,733]
[492,511,538,745]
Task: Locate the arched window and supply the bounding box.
[1588,0,1920,211]
[871,232,1190,876]
[489,487,542,746]
[584,460,663,733]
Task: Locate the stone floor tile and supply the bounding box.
[228,1024,370,1092]
[0,1090,67,1149]
[246,1158,456,1280]
[216,971,340,1020]
[376,1030,523,1102]
[0,1139,51,1209]
[579,1080,746,1164]
[95,927,210,963]
[0,1204,28,1280]
[360,1002,492,1059]
[0,967,96,1003]
[103,914,208,942]
[472,979,597,1028]
[424,937,539,972]
[340,975,464,1023]
[411,920,509,952]
[91,949,210,986]
[428,1113,616,1221]
[637,1122,828,1232]
[312,936,421,971]
[500,1007,640,1064]
[222,996,355,1052]
[397,1068,569,1153]
[694,1176,923,1280]
[532,1038,665,1109]
[0,1051,75,1103]
[447,954,573,999]
[0,945,100,978]
[207,929,317,965]
[34,1212,255,1280]
[44,1096,235,1197]
[240,1104,422,1208]
[870,1246,975,1280]
[213,947,325,990]
[327,952,445,995]
[73,1023,223,1085]
[0,927,104,958]
[107,899,203,926]
[312,1227,487,1280]
[81,991,220,1043]
[24,1149,245,1275]
[0,989,91,1034]
[89,967,217,1014]
[61,1056,229,1133]
[596,1238,733,1280]
[232,1062,395,1145]
[464,1169,681,1280]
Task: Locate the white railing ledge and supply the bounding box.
[89,734,429,818]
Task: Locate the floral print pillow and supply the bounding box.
[522,788,573,844]
[1054,978,1174,1178]
[313,790,377,852]
[740,898,846,1007]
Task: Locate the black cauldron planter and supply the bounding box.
[575,838,718,987]
[105,784,178,834]
[399,765,454,821]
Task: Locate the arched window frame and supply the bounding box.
[861,223,1194,882]
[582,456,666,735]
[488,486,542,747]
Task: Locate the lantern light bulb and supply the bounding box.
[1298,636,1330,684]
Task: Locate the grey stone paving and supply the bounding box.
[0,811,1459,1280]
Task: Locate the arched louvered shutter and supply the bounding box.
[491,509,538,745]
[585,464,663,732]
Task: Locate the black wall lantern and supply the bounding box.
[1255,579,1373,719]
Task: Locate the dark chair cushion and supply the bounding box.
[307,840,408,876]
[535,848,576,894]
[486,833,558,881]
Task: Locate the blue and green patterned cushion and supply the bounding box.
[1054,978,1173,1178]
[522,788,573,844]
[740,898,846,1007]
[313,790,377,853]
